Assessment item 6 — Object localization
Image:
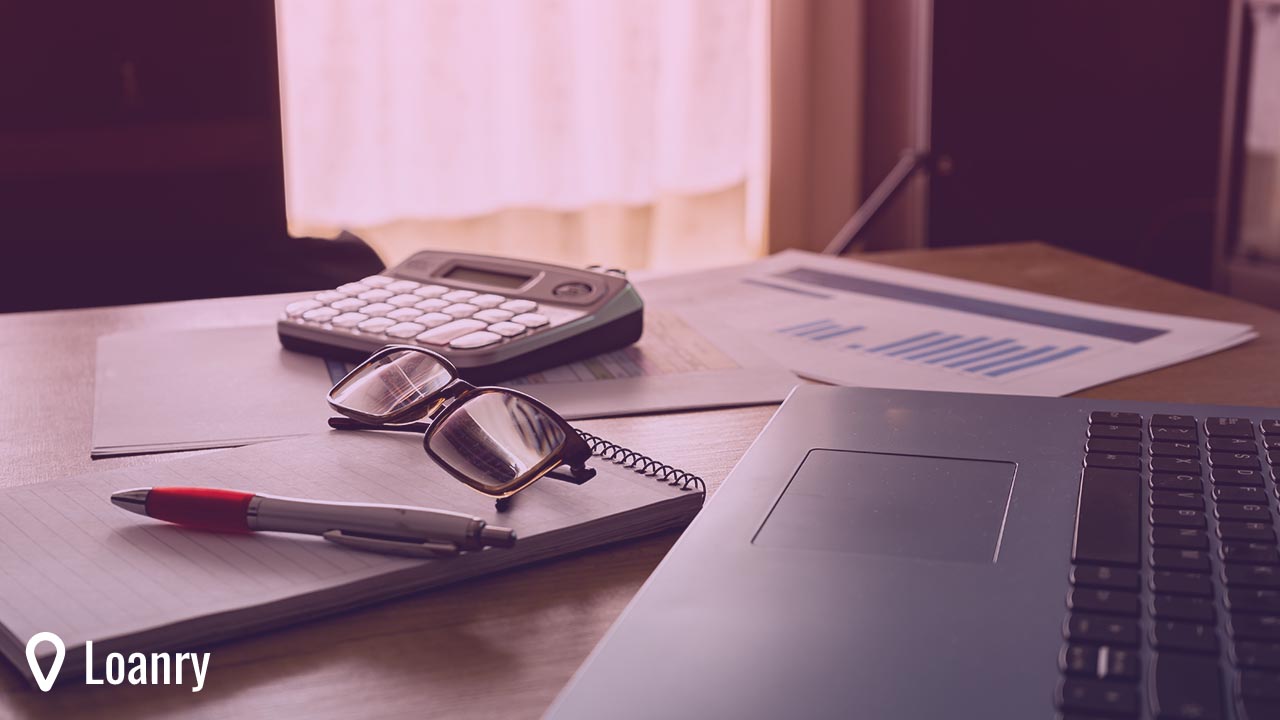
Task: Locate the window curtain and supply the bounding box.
[276,0,768,271]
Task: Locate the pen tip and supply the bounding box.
[480,525,517,548]
[110,488,150,516]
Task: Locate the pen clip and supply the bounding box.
[322,530,460,558]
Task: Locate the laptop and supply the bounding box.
[545,385,1280,720]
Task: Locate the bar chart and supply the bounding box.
[774,320,1090,380]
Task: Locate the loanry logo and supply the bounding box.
[25,632,210,693]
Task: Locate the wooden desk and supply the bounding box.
[2,242,1278,719]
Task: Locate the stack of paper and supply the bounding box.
[643,250,1256,397]
[1,430,702,683]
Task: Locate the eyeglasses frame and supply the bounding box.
[327,345,596,499]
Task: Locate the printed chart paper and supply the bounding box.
[640,251,1256,397]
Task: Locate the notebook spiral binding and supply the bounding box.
[576,429,706,494]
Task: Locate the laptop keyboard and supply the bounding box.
[1057,413,1280,719]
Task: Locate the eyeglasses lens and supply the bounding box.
[427,392,567,490]
[329,349,455,419]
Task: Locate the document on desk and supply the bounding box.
[92,309,796,457]
[0,429,702,683]
[641,250,1257,396]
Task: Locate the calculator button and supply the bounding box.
[416,319,487,345]
[413,284,449,298]
[330,312,368,328]
[385,322,427,339]
[414,298,450,312]
[418,312,454,329]
[1262,420,1280,436]
[387,294,422,308]
[360,302,395,317]
[385,280,421,294]
[450,331,503,349]
[512,312,550,328]
[473,309,514,323]
[500,299,537,314]
[330,297,368,312]
[357,317,396,333]
[315,290,347,304]
[358,289,394,302]
[302,307,339,322]
[1153,414,1197,429]
[337,282,370,295]
[442,303,479,318]
[469,294,506,309]
[387,307,424,322]
[285,300,322,317]
[361,275,394,287]
[1208,437,1258,454]
[488,321,527,337]
[442,290,478,302]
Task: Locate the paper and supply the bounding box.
[93,306,796,457]
[509,308,795,419]
[93,325,341,457]
[640,250,1257,396]
[0,430,700,681]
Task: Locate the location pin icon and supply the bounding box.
[25,632,65,692]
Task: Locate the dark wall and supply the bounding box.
[0,1,310,312]
[928,0,1230,286]
[865,0,1231,287]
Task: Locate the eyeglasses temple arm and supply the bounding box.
[327,417,431,433]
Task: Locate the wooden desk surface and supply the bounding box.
[2,242,1278,719]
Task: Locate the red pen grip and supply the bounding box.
[147,487,254,532]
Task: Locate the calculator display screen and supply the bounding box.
[444,266,532,289]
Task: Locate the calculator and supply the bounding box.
[278,250,644,382]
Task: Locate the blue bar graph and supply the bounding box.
[965,345,1057,373]
[868,331,941,354]
[945,344,1025,368]
[986,345,1089,377]
[771,321,1092,379]
[775,319,864,342]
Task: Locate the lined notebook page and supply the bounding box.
[0,431,697,674]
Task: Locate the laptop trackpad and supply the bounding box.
[753,450,1017,564]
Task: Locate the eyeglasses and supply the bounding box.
[326,345,597,501]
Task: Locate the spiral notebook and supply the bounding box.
[0,429,703,683]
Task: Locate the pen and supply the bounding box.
[110,487,517,558]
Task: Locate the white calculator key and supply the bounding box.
[315,290,347,304]
[416,319,487,345]
[358,288,394,302]
[387,294,421,308]
[385,280,421,294]
[387,307,424,322]
[331,297,368,312]
[418,312,454,329]
[331,312,368,328]
[499,299,537,314]
[286,300,322,317]
[449,331,503,350]
[511,312,549,328]
[361,275,394,287]
[487,321,526,337]
[469,294,506,309]
[442,302,479,318]
[337,282,370,295]
[358,317,396,333]
[441,289,477,302]
[361,302,395,317]
[302,307,340,323]
[413,284,449,298]
[414,298,450,312]
[473,308,513,323]
[385,322,428,339]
